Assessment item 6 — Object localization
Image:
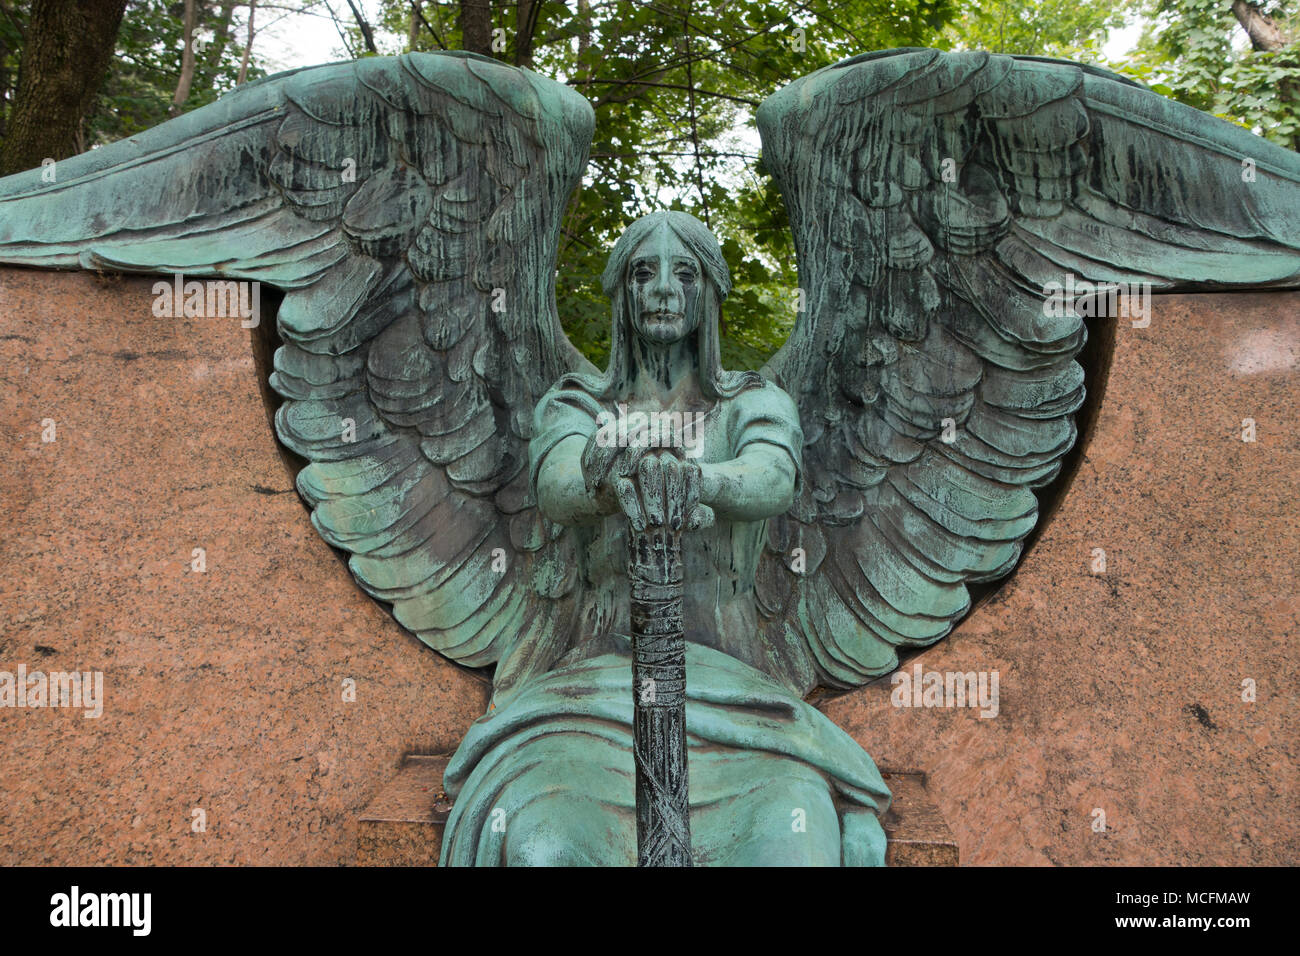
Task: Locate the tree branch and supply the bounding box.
[683,5,710,229]
[321,0,357,58]
[345,0,379,54]
[410,1,447,49]
[1230,0,1288,53]
[570,77,760,107]
[0,0,25,40]
[170,0,198,115]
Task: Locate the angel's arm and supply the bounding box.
[537,433,797,528]
[699,443,797,522]
[536,434,622,525]
[700,381,802,521]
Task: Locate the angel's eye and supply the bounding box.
[675,269,696,283]
[633,267,653,282]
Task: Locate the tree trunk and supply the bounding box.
[0,58,8,141]
[237,0,256,85]
[1230,0,1288,52]
[1233,1,1298,151]
[460,0,491,56]
[170,0,198,116]
[205,1,238,77]
[1,0,128,175]
[515,0,536,67]
[0,8,14,140]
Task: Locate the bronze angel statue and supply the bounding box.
[1,49,1296,866]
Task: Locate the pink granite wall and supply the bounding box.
[0,269,487,865]
[1,268,1295,865]
[824,291,1299,866]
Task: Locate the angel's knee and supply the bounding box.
[503,794,634,867]
[506,828,590,867]
[717,777,841,866]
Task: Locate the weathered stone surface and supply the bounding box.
[1,270,1295,865]
[0,268,487,865]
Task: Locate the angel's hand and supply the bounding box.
[580,425,622,497]
[613,451,714,533]
[579,428,646,517]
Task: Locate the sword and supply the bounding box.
[627,523,690,866]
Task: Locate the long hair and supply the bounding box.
[559,211,763,401]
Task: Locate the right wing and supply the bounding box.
[756,49,1300,692]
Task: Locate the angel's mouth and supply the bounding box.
[645,311,684,322]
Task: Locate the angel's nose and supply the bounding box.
[650,261,676,304]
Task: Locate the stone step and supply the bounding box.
[356,755,454,867]
[879,770,960,866]
[356,756,958,866]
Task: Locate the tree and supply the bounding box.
[940,0,1128,58]
[87,0,262,145]
[1120,0,1299,150]
[459,0,489,54]
[0,0,128,175]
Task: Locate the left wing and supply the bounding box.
[0,53,597,701]
[755,49,1300,692]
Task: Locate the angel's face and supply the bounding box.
[626,228,702,347]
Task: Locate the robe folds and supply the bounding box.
[440,639,892,866]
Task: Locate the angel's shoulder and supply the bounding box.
[528,379,609,460]
[723,375,800,428]
[722,376,803,466]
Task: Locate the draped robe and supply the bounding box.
[439,378,892,866]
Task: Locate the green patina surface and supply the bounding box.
[0,49,1297,865]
